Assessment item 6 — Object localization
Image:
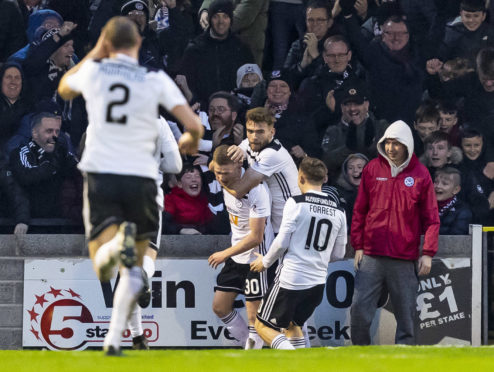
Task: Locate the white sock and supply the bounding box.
[288,337,306,349]
[128,304,143,338]
[220,310,248,345]
[271,334,295,350]
[104,267,143,349]
[142,255,155,279]
[302,322,311,348]
[247,325,264,349]
[94,235,120,278]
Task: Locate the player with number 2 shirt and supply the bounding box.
[58,16,203,356]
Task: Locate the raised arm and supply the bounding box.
[221,167,265,199]
[58,28,109,100]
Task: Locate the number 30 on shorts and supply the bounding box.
[244,278,260,295]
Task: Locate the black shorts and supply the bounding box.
[256,282,325,332]
[148,210,162,252]
[83,173,159,241]
[215,258,272,301]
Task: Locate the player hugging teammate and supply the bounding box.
[208,107,347,349]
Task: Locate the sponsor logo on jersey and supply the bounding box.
[376,177,388,181]
[404,177,414,187]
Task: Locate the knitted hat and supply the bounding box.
[34,27,61,43]
[208,0,234,23]
[121,0,149,20]
[266,69,292,91]
[236,64,262,88]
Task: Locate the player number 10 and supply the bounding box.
[305,217,332,252]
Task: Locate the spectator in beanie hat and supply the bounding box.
[121,0,166,70]
[180,0,253,108]
[264,70,321,162]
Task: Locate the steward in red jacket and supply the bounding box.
[350,119,439,346]
[351,124,440,260]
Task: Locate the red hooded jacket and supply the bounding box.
[350,120,440,260]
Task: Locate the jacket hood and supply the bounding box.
[0,61,26,100]
[26,10,63,43]
[377,120,414,176]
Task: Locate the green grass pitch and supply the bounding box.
[2,347,494,372]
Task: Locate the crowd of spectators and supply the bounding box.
[0,0,493,236]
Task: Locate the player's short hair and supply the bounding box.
[299,157,328,185]
[245,107,275,127]
[102,16,140,50]
[213,144,234,166]
[435,167,461,187]
[423,131,451,148]
[415,102,439,124]
[208,91,239,112]
[31,112,60,130]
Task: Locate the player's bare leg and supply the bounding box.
[213,291,248,345]
[285,322,306,349]
[89,224,119,281]
[254,318,294,350]
[245,300,264,349]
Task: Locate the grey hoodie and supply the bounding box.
[377,120,414,177]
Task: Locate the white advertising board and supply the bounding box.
[23,257,477,350]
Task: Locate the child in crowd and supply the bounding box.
[335,153,369,230]
[435,167,472,235]
[437,100,462,146]
[421,131,463,179]
[413,102,440,157]
[438,57,475,82]
[163,163,213,234]
[458,129,494,225]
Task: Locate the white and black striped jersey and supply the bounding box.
[65,54,187,180]
[263,190,347,290]
[239,138,300,233]
[155,117,181,211]
[168,113,225,216]
[223,176,274,265]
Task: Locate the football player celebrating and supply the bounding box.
[251,157,347,349]
[209,145,274,349]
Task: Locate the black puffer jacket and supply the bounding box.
[438,19,494,64]
[438,197,472,235]
[180,29,254,107]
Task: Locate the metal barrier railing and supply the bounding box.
[483,227,494,345]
